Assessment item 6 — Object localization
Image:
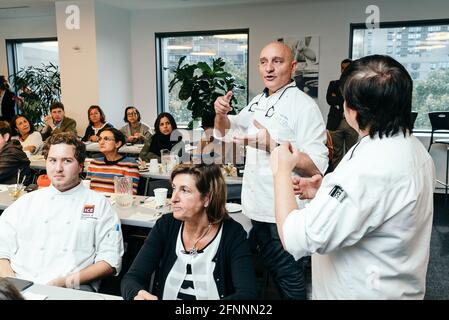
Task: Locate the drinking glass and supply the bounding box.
[160,149,171,173]
[114,176,133,207]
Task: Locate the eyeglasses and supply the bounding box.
[127,112,138,116]
[247,85,296,117]
[98,136,115,142]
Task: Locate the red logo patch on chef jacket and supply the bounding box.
[83,205,95,215]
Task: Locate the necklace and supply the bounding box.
[184,222,212,256]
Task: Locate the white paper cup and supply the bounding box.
[153,188,168,207]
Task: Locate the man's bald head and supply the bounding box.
[259,41,297,95]
[261,41,295,63]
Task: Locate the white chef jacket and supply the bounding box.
[283,133,435,299]
[219,82,328,223]
[0,183,124,290]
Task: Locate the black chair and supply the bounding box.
[428,112,449,198]
[428,112,449,151]
[411,111,418,131]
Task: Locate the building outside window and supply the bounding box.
[156,30,248,126]
[7,38,59,76]
[351,20,449,130]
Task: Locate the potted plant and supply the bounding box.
[168,56,244,129]
[9,63,61,127]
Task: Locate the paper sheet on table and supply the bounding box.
[127,212,160,221]
[23,291,48,300]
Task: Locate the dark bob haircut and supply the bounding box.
[340,54,412,139]
[123,106,141,123]
[98,127,126,149]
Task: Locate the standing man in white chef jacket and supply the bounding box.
[0,132,124,292]
[271,55,435,299]
[214,41,328,299]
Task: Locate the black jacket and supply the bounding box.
[121,213,258,300]
[0,140,31,185]
[326,79,344,131]
[0,90,16,122]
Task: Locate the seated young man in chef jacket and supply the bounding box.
[0,132,124,292]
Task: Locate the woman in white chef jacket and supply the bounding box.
[271,54,436,300]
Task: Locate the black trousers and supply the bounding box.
[250,220,306,299]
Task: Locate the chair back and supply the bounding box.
[411,111,418,130]
[428,112,449,151]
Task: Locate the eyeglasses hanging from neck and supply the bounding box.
[247,85,297,118]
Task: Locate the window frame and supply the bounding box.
[349,19,449,133]
[155,29,250,126]
[6,37,58,92]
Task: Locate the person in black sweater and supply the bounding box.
[121,164,257,300]
[326,59,359,171]
[0,121,31,185]
[0,76,16,122]
[81,105,113,142]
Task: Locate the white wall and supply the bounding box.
[0,15,57,76]
[95,1,132,129]
[55,0,100,133]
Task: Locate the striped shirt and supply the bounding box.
[86,156,140,194]
[163,223,223,300]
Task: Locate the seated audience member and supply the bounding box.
[0,121,31,185]
[41,102,77,141]
[11,114,43,155]
[270,55,435,299]
[81,105,113,142]
[86,127,140,194]
[121,163,257,300]
[0,132,124,292]
[139,112,182,162]
[0,278,24,300]
[120,106,151,144]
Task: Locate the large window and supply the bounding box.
[7,38,59,76]
[350,19,449,130]
[156,30,249,126]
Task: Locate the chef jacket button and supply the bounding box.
[66,221,71,225]
[63,248,68,252]
[40,247,44,251]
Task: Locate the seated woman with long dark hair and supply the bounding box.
[11,114,43,155]
[81,105,113,142]
[121,163,257,300]
[139,112,182,162]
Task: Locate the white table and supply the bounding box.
[0,186,14,210]
[140,170,242,196]
[22,283,122,300]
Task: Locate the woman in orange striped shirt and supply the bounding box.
[86,128,140,194]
